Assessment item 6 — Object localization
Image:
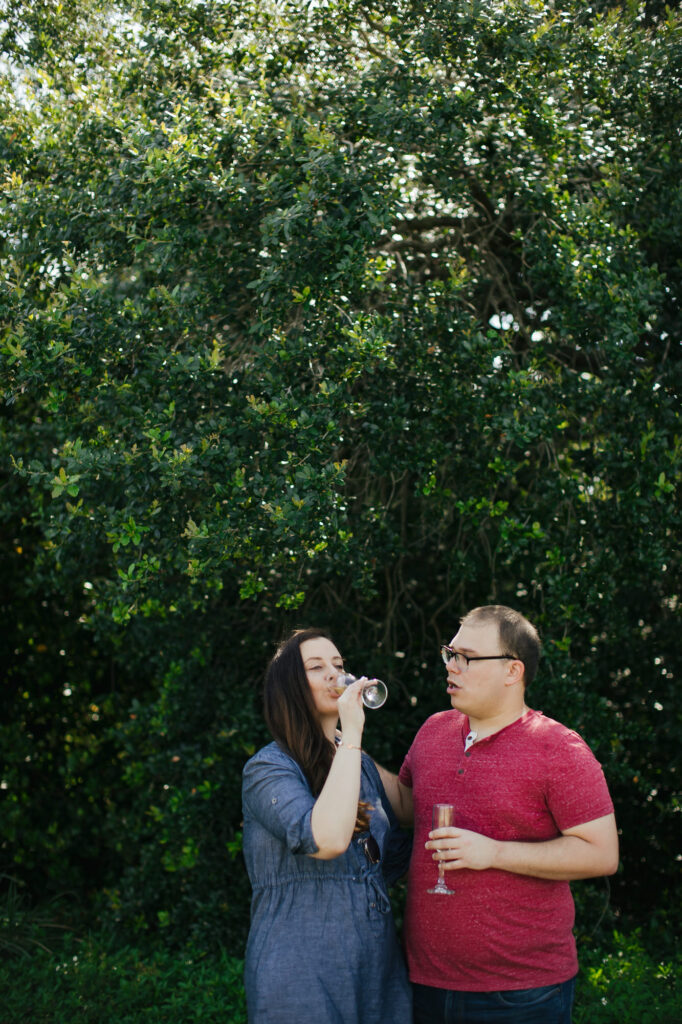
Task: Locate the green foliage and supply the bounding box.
[0,0,680,951]
[575,930,682,1023]
[1,927,679,1024]
[0,876,71,958]
[0,935,247,1023]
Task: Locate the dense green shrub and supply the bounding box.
[0,0,680,951]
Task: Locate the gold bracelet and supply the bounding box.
[337,742,362,751]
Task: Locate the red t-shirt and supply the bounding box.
[399,708,614,991]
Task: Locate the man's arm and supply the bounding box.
[428,813,619,881]
[375,763,414,827]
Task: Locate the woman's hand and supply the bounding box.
[336,677,365,743]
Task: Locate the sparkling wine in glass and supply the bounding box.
[334,673,388,709]
[427,803,455,895]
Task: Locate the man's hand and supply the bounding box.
[426,813,619,881]
[426,826,497,871]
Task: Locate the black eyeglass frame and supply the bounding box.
[358,832,381,865]
[440,645,516,670]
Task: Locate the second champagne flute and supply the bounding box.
[427,803,456,895]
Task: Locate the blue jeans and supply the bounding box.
[412,976,576,1024]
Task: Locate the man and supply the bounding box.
[379,605,618,1024]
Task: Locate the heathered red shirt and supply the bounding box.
[399,708,614,991]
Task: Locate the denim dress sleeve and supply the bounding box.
[242,742,412,1024]
[241,744,318,856]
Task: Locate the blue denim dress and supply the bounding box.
[242,742,412,1023]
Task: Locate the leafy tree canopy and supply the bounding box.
[1,0,680,948]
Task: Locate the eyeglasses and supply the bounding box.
[440,645,515,672]
[358,831,380,865]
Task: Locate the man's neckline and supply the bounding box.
[462,706,534,746]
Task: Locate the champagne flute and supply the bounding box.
[427,803,455,895]
[333,672,388,709]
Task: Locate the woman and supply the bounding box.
[242,628,412,1023]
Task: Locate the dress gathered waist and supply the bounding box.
[250,866,384,890]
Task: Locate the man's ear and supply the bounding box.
[505,658,525,687]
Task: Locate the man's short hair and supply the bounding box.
[461,605,541,687]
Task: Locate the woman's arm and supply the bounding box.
[309,681,366,859]
[374,764,414,827]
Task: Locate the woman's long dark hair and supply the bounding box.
[263,628,371,834]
